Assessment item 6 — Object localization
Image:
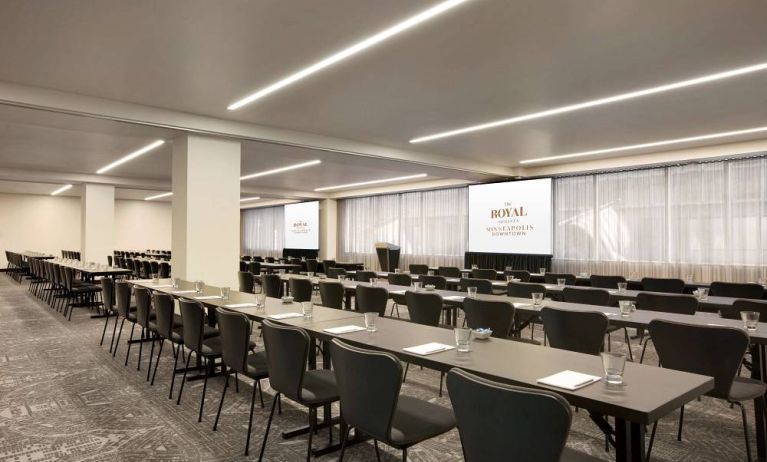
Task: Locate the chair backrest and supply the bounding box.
[326,267,347,279]
[387,273,412,287]
[471,268,498,280]
[462,297,514,338]
[107,255,113,267]
[459,278,492,295]
[504,270,531,282]
[319,281,345,309]
[507,281,546,299]
[306,259,319,273]
[709,281,765,299]
[179,299,206,352]
[355,285,389,315]
[262,320,309,402]
[142,260,152,277]
[330,339,402,442]
[238,271,254,293]
[543,273,576,285]
[562,287,611,307]
[437,266,461,278]
[153,292,176,338]
[720,298,767,320]
[405,291,442,326]
[322,260,336,271]
[265,256,275,263]
[239,261,247,272]
[216,308,251,374]
[355,270,377,282]
[419,274,447,290]
[635,292,698,315]
[115,281,132,317]
[100,274,114,311]
[263,274,282,298]
[150,261,160,274]
[641,277,685,294]
[540,307,608,355]
[159,262,171,278]
[408,264,429,275]
[242,255,251,261]
[134,287,152,328]
[589,274,626,289]
[289,278,313,302]
[254,256,264,262]
[62,266,74,290]
[648,319,748,399]
[447,368,572,462]
[247,261,261,275]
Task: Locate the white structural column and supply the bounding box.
[80,183,115,265]
[172,135,241,288]
[319,199,337,260]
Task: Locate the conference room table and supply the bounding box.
[19,251,55,260]
[130,277,712,462]
[258,262,302,273]
[52,259,133,280]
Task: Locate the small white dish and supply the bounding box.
[281,296,294,304]
[424,284,436,291]
[472,328,493,340]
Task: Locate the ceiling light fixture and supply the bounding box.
[51,184,73,196]
[240,160,321,180]
[519,126,767,165]
[96,140,166,174]
[410,61,767,144]
[226,0,470,110]
[240,197,262,202]
[314,173,427,191]
[144,192,173,201]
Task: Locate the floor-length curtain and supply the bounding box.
[241,206,284,257]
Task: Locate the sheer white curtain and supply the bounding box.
[553,156,767,282]
[241,206,284,257]
[338,187,467,269]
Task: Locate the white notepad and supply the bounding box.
[151,284,174,288]
[172,290,197,294]
[195,295,222,300]
[268,312,303,320]
[389,290,407,295]
[603,312,618,316]
[514,303,533,308]
[444,295,465,302]
[403,342,454,356]
[323,325,366,334]
[537,370,601,391]
[224,303,259,308]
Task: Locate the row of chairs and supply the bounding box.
[62,250,80,260]
[4,251,29,282]
[115,256,171,279]
[27,258,102,320]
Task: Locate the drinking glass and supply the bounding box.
[307,272,315,278]
[172,277,180,289]
[618,300,634,316]
[461,271,470,279]
[539,267,546,275]
[617,282,628,293]
[601,352,626,385]
[412,281,422,292]
[471,264,478,270]
[454,327,472,352]
[339,275,347,282]
[318,274,326,280]
[694,288,709,300]
[507,275,515,283]
[370,278,377,286]
[194,280,204,293]
[302,301,314,318]
[427,270,435,276]
[220,286,230,300]
[467,286,478,298]
[394,268,401,273]
[532,292,544,306]
[741,311,760,332]
[505,266,512,271]
[556,278,566,288]
[364,312,378,332]
[151,273,159,285]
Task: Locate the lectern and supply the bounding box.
[375,242,400,272]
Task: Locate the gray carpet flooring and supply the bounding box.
[0,275,753,461]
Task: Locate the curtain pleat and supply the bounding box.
[240,206,284,257]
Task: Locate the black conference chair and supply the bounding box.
[263,274,282,298]
[242,255,252,261]
[408,264,429,275]
[150,292,185,395]
[159,262,171,278]
[306,259,319,274]
[355,270,377,283]
[403,290,447,395]
[459,277,492,295]
[471,268,498,280]
[447,368,591,462]
[544,273,576,285]
[635,292,698,363]
[259,320,340,461]
[507,281,547,340]
[289,278,313,303]
[326,267,347,279]
[387,273,412,317]
[462,297,514,339]
[212,309,269,456]
[331,339,455,462]
[437,266,461,278]
[238,271,255,293]
[647,320,767,461]
[355,285,388,315]
[322,259,336,272]
[99,277,116,349]
[540,307,608,355]
[720,298,767,320]
[710,281,765,299]
[504,269,531,282]
[111,281,137,359]
[319,281,345,309]
[129,287,153,371]
[641,277,685,294]
[239,260,247,272]
[562,287,633,361]
[248,261,261,275]
[589,274,626,289]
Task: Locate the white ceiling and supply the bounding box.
[0,0,765,194]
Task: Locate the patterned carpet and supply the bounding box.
[0,275,753,461]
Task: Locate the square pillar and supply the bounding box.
[172,134,240,288]
[319,199,337,260]
[81,183,114,265]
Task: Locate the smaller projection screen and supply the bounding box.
[468,178,553,255]
[283,201,319,249]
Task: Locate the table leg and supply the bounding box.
[751,344,767,458]
[614,418,645,462]
[345,290,353,310]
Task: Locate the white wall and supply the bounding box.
[114,199,172,251]
[0,193,81,266]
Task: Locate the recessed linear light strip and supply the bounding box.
[240,197,261,202]
[314,173,427,192]
[410,61,767,144]
[97,140,165,174]
[227,0,470,110]
[145,192,172,201]
[240,160,321,180]
[519,126,767,165]
[51,184,73,196]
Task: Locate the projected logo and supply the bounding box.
[291,220,311,235]
[487,202,534,237]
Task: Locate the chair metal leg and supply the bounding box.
[151,339,164,386]
[374,439,382,462]
[439,372,445,397]
[113,318,125,357]
[306,406,316,461]
[109,314,120,353]
[235,372,239,392]
[257,392,280,460]
[402,447,408,462]
[146,333,156,381]
[212,370,230,431]
[256,379,265,408]
[623,327,634,361]
[677,405,684,441]
[734,401,752,462]
[169,343,180,399]
[124,323,136,366]
[176,350,193,405]
[137,328,144,371]
[100,312,110,346]
[198,359,209,422]
[640,337,652,364]
[403,363,409,383]
[338,426,352,462]
[646,421,658,462]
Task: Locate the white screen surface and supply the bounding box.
[468,178,552,254]
[283,201,319,249]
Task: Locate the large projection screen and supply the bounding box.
[468,178,553,254]
[283,201,319,249]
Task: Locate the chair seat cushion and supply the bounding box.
[198,335,223,357]
[299,369,339,404]
[202,324,219,338]
[728,377,767,402]
[245,350,269,380]
[389,395,456,447]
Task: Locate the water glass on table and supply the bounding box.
[256,292,266,309]
[618,300,634,316]
[412,281,422,292]
[539,267,546,275]
[617,282,627,293]
[220,286,230,301]
[601,352,626,385]
[467,286,478,298]
[556,278,566,288]
[364,312,378,332]
[693,288,709,300]
[194,280,205,294]
[455,327,472,352]
[532,292,544,306]
[302,301,314,318]
[172,277,180,289]
[151,273,159,285]
[741,311,760,332]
